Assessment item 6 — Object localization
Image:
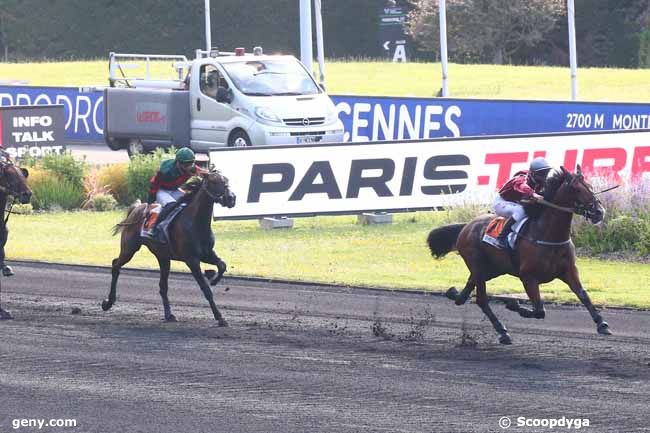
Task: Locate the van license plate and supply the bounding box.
[297,136,321,144]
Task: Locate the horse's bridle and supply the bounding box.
[200,175,228,203]
[536,174,607,220]
[0,157,26,198]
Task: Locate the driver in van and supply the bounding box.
[205,70,219,98]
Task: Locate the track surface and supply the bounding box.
[1,262,649,433]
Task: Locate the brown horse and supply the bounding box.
[102,170,236,325]
[0,150,32,320]
[427,165,610,344]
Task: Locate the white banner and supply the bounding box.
[210,130,650,219]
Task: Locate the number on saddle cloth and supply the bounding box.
[482,217,527,250]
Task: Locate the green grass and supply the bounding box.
[6,210,650,308]
[4,59,650,308]
[3,59,650,102]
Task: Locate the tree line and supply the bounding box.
[0,0,648,68]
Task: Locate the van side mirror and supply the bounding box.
[319,83,326,92]
[216,87,232,104]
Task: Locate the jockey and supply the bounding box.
[144,147,205,235]
[493,157,553,241]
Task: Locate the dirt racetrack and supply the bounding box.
[1,261,649,433]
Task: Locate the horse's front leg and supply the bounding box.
[156,255,176,322]
[186,258,227,326]
[202,250,227,286]
[561,266,611,335]
[475,279,511,344]
[507,276,546,319]
[0,225,13,277]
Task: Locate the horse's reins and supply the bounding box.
[0,173,24,225]
[200,176,227,202]
[517,181,619,246]
[526,183,619,215]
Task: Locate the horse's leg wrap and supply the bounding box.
[203,251,227,286]
[577,288,610,335]
[187,259,228,326]
[505,300,545,319]
[0,306,13,320]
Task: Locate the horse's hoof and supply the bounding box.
[505,300,520,312]
[165,314,177,322]
[2,265,14,277]
[597,321,612,335]
[498,333,513,345]
[445,287,459,301]
[0,308,13,320]
[101,300,113,311]
[217,319,229,327]
[204,269,216,280]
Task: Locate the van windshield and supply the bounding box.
[221,58,321,96]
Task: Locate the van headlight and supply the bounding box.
[326,109,340,123]
[255,107,282,124]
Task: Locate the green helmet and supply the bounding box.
[175,147,195,163]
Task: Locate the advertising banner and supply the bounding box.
[2,85,650,146]
[331,95,650,142]
[210,130,650,219]
[0,105,66,158]
[0,86,103,141]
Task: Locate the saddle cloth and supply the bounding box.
[482,216,528,250]
[141,202,187,243]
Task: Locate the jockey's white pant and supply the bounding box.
[493,195,526,222]
[156,189,184,207]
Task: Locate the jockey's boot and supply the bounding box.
[497,217,515,245]
[146,202,177,239]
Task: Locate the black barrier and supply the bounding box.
[0,105,66,158]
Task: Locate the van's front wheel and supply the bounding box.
[228,130,252,147]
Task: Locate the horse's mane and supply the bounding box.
[523,168,572,219]
[180,170,226,201]
[544,168,572,202]
[181,176,203,196]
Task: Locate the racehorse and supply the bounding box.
[427,165,610,344]
[103,170,236,325]
[0,150,32,320]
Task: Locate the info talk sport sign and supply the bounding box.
[0,105,65,158]
[209,130,650,219]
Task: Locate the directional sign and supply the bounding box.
[378,1,410,62]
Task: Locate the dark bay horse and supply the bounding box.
[427,165,610,344]
[103,170,236,325]
[0,151,32,320]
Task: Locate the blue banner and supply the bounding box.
[331,95,650,142]
[0,86,104,141]
[2,86,650,144]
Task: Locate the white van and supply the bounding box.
[104,48,344,155]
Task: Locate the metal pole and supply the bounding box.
[205,0,212,51]
[314,0,326,86]
[567,0,578,100]
[300,0,314,75]
[439,0,449,96]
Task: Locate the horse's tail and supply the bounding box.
[427,223,466,259]
[112,200,146,236]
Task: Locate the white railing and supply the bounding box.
[108,52,190,89]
